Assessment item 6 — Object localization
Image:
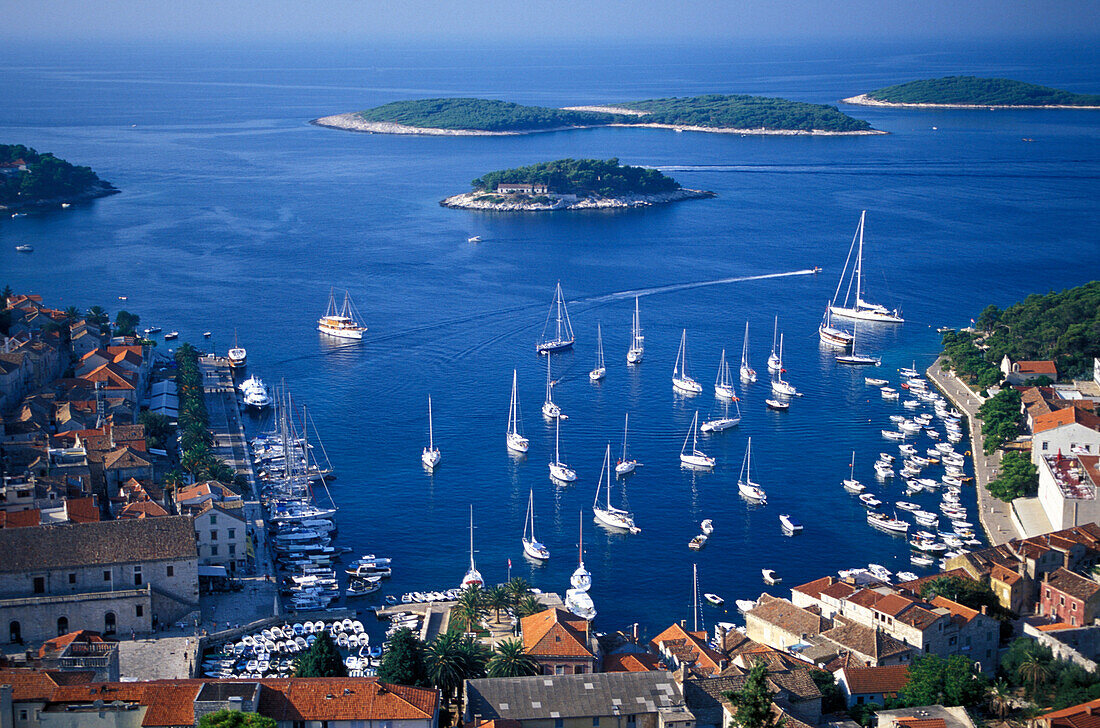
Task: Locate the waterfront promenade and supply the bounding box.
[927,357,1021,546]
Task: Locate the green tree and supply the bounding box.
[987,451,1039,502]
[1018,653,1051,700]
[86,305,110,328]
[376,627,429,687]
[114,310,140,337]
[723,662,780,728]
[810,669,845,714]
[197,710,276,728]
[487,585,511,621]
[514,594,544,619]
[978,388,1024,454]
[451,586,486,633]
[63,305,81,322]
[487,638,539,678]
[986,679,1012,720]
[918,576,1008,617]
[505,577,531,605]
[294,631,347,677]
[425,631,487,716]
[900,654,987,707]
[138,411,173,451]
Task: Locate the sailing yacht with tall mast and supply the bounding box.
[548,417,576,482]
[421,396,440,470]
[680,412,715,468]
[767,316,782,372]
[542,356,562,419]
[836,321,882,366]
[537,281,575,353]
[589,323,606,381]
[461,505,483,589]
[565,512,596,620]
[318,288,367,339]
[615,413,639,475]
[770,334,801,397]
[740,322,756,382]
[672,329,703,394]
[506,370,529,453]
[818,302,854,348]
[829,211,904,323]
[702,394,741,433]
[522,489,550,560]
[593,444,640,533]
[738,438,767,503]
[715,349,736,399]
[627,296,644,364]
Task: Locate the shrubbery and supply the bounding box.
[866,76,1100,106]
[472,158,679,197]
[0,143,108,205]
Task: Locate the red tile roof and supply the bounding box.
[1017,361,1058,376]
[1046,567,1100,602]
[841,664,910,695]
[930,596,981,624]
[896,719,947,728]
[0,508,41,528]
[65,497,101,523]
[1041,697,1100,728]
[602,652,664,672]
[1034,407,1100,434]
[37,630,105,658]
[791,576,836,601]
[120,501,169,519]
[520,607,595,658]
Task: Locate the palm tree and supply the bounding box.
[86,305,109,328]
[451,587,486,633]
[515,594,544,618]
[987,678,1011,720]
[487,638,539,678]
[1018,653,1051,700]
[487,585,511,622]
[426,631,482,718]
[505,577,531,606]
[63,305,81,323]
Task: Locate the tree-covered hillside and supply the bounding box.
[472,158,680,197]
[357,99,611,132]
[865,76,1100,106]
[0,144,111,206]
[621,94,874,132]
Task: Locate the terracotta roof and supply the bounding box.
[1017,361,1058,376]
[0,508,41,528]
[120,501,169,519]
[1036,622,1078,632]
[64,497,101,523]
[896,719,947,728]
[80,362,136,390]
[0,669,68,701]
[1047,567,1100,602]
[520,607,594,658]
[176,480,239,503]
[38,631,105,659]
[1041,697,1100,727]
[650,622,725,675]
[602,652,664,672]
[847,589,889,609]
[746,594,828,640]
[841,665,910,695]
[1034,407,1100,434]
[873,593,916,617]
[102,447,152,471]
[792,576,835,601]
[821,620,911,662]
[820,581,858,600]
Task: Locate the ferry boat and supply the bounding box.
[228,330,247,369]
[318,289,367,340]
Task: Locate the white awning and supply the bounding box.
[198,565,228,578]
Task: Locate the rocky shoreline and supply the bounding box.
[0,181,118,214]
[440,188,715,212]
[842,94,1100,110]
[312,112,886,137]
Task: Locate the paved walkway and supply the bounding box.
[926,358,1021,546]
[118,636,200,680]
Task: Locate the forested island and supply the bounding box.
[845,76,1100,109]
[441,158,714,211]
[313,94,882,136]
[0,144,116,210]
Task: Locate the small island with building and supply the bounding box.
[844,76,1100,109]
[314,94,883,136]
[440,158,715,211]
[0,143,117,212]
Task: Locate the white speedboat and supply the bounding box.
[737,438,767,503]
[522,489,550,560]
[829,212,904,323]
[537,281,575,354]
[541,355,562,419]
[548,417,576,482]
[467,235,481,243]
[589,322,606,381]
[865,377,889,386]
[767,315,782,372]
[688,534,708,550]
[704,593,724,606]
[506,370,529,453]
[421,395,441,470]
[627,296,644,364]
[701,519,714,535]
[740,321,757,382]
[714,349,736,398]
[672,329,703,394]
[762,569,781,585]
[868,512,909,534]
[615,413,639,475]
[736,599,757,613]
[461,506,483,590]
[882,429,904,440]
[780,514,803,533]
[896,501,920,511]
[680,412,715,468]
[14,244,32,252]
[318,288,367,339]
[859,493,882,508]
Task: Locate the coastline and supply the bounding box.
[312,112,886,137]
[440,188,715,212]
[0,181,118,213]
[842,93,1100,110]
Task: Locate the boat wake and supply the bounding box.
[587,269,817,302]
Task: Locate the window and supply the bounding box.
[105,612,116,635]
[229,545,236,555]
[228,528,236,539]
[555,665,565,675]
[33,577,45,594]
[136,605,143,618]
[857,697,865,705]
[627,716,637,725]
[211,515,217,525]
[1046,589,1052,598]
[593,718,601,727]
[19,710,28,721]
[949,636,957,646]
[9,621,21,644]
[1061,596,1066,606]
[57,617,68,635]
[1042,442,1049,451]
[211,530,218,541]
[133,566,142,587]
[104,570,111,582]
[68,573,76,585]
[1073,603,1078,611]
[555,721,564,728]
[167,565,174,577]
[1072,616,1077,626]
[211,545,219,556]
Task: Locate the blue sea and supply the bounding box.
[3,38,1099,638]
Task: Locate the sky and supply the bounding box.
[4,0,1099,44]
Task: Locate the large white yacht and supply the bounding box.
[318,289,367,340]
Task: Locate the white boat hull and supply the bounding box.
[767,354,782,372]
[506,433,529,453]
[537,339,574,354]
[680,453,715,469]
[422,448,440,469]
[549,463,576,482]
[594,507,640,533]
[615,460,636,475]
[627,348,643,364]
[522,538,550,561]
[830,305,904,324]
[542,402,561,418]
[740,366,757,382]
[318,325,364,340]
[701,417,740,432]
[739,483,767,502]
[818,325,854,348]
[771,380,799,396]
[673,376,702,394]
[589,368,606,382]
[715,384,736,399]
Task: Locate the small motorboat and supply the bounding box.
[467,236,482,243]
[779,514,803,533]
[859,493,882,508]
[14,244,33,252]
[865,377,888,386]
[688,534,708,550]
[700,519,714,535]
[704,593,724,606]
[896,501,920,512]
[203,331,212,338]
[911,554,935,566]
[164,331,179,340]
[766,398,789,411]
[896,571,919,583]
[736,598,757,613]
[762,569,782,585]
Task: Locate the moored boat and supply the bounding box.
[537,281,575,354]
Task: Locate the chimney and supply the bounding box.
[227,697,243,712]
[980,605,988,615]
[633,622,640,643]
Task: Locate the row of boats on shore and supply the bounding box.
[203,618,382,679]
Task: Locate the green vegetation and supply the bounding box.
[114,310,140,337]
[865,76,1100,106]
[919,575,1013,619]
[355,94,874,133]
[0,144,112,206]
[900,654,988,708]
[1000,638,1100,709]
[487,638,540,678]
[977,388,1024,455]
[810,668,846,714]
[723,662,782,728]
[620,94,873,132]
[198,710,276,728]
[376,627,429,687]
[472,158,680,197]
[941,330,1002,389]
[138,411,173,452]
[425,630,488,719]
[176,343,236,484]
[987,451,1039,502]
[294,631,347,677]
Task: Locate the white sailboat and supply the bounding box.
[843,451,865,492]
[565,512,596,620]
[829,211,904,323]
[461,505,483,589]
[421,396,441,470]
[770,334,801,397]
[593,444,640,533]
[615,413,639,475]
[836,321,882,366]
[506,370,529,453]
[818,302,854,348]
[589,323,606,381]
[767,316,782,372]
[680,412,715,468]
[701,394,741,433]
[627,296,644,364]
[318,288,367,339]
[541,355,562,419]
[522,489,550,560]
[714,349,736,399]
[738,437,767,503]
[548,417,576,482]
[537,281,575,353]
[740,321,757,382]
[672,329,703,394]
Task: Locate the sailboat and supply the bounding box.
[537,281,575,353]
[701,394,741,433]
[740,322,757,382]
[627,296,644,364]
[541,356,562,419]
[737,437,767,503]
[829,211,904,323]
[228,330,247,369]
[767,316,782,372]
[843,451,865,492]
[672,329,703,394]
[593,444,640,533]
[680,412,715,468]
[565,512,596,620]
[522,489,550,560]
[506,370,529,453]
[615,413,639,475]
[836,321,882,366]
[770,334,801,397]
[714,349,736,398]
[461,505,483,589]
[548,417,577,482]
[589,323,606,381]
[318,288,367,339]
[818,302,854,348]
[421,396,441,470]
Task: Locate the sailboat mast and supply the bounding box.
[693,563,699,632]
[428,396,434,449]
[771,316,778,355]
[621,413,629,461]
[855,211,865,306]
[555,417,561,462]
[469,505,475,570]
[605,445,612,509]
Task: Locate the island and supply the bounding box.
[313,94,883,136]
[439,158,715,211]
[0,144,117,212]
[844,76,1100,109]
